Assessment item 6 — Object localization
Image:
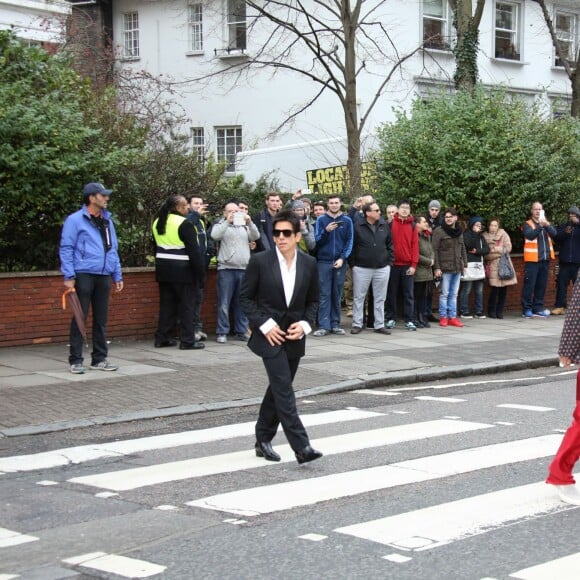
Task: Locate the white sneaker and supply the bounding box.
[216,335,227,344]
[70,364,85,374]
[90,360,118,371]
[555,485,580,505]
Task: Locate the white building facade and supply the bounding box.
[0,0,71,44]
[106,0,577,191]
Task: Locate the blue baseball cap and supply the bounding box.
[83,182,112,196]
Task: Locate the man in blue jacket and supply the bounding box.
[59,183,124,374]
[313,195,354,336]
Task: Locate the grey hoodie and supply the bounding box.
[210,219,260,270]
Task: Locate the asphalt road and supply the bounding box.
[1,368,579,580]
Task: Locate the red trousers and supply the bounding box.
[546,369,580,485]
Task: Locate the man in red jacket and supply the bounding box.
[385,199,419,331]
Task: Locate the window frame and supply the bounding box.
[227,0,247,51]
[188,3,204,53]
[493,1,522,62]
[422,0,452,51]
[215,126,243,173]
[553,8,578,68]
[191,127,206,164]
[122,11,140,60]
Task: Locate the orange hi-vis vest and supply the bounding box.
[523,219,555,262]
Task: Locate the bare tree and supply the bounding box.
[185,1,422,197]
[448,0,486,93]
[532,0,579,117]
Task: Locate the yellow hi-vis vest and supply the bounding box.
[523,219,555,262]
[152,214,188,261]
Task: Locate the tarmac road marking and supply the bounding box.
[415,396,466,403]
[0,527,38,548]
[334,476,578,551]
[68,420,492,491]
[62,552,165,578]
[497,404,555,412]
[509,551,580,579]
[0,409,382,474]
[186,434,561,516]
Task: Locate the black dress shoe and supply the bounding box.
[154,340,177,348]
[427,314,439,322]
[255,441,281,462]
[179,342,205,350]
[295,445,323,464]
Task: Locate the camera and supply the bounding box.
[335,220,344,227]
[301,188,311,195]
[233,211,245,226]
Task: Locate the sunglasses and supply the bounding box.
[273,229,294,238]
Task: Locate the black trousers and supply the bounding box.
[256,348,309,452]
[555,262,579,308]
[155,282,196,346]
[69,273,111,365]
[385,265,415,323]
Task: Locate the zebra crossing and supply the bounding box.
[1,387,579,579]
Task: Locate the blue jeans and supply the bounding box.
[317,260,347,330]
[216,269,248,335]
[439,272,461,319]
[460,279,484,315]
[521,261,549,313]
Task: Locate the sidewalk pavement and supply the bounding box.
[0,314,566,437]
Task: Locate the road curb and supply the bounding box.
[0,356,558,438]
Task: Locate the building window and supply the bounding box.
[227,0,246,50]
[216,126,242,173]
[554,10,577,68]
[494,2,521,61]
[191,127,205,163]
[422,0,451,50]
[188,3,203,52]
[123,12,139,59]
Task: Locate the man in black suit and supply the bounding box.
[240,210,323,465]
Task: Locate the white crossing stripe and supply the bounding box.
[509,551,580,579]
[334,478,578,551]
[63,552,166,578]
[497,404,555,412]
[415,396,466,403]
[0,409,381,473]
[186,434,561,516]
[69,419,491,491]
[0,527,38,548]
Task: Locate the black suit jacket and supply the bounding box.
[240,249,319,359]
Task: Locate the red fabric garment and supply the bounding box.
[546,369,580,485]
[390,213,419,268]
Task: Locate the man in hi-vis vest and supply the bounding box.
[521,201,557,318]
[152,195,205,350]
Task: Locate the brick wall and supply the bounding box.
[0,268,218,347]
[0,256,564,347]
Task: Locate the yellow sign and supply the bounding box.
[306,161,376,196]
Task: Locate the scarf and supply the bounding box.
[442,222,462,238]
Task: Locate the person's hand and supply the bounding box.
[539,217,550,227]
[469,248,477,254]
[286,322,304,341]
[333,258,344,269]
[434,269,442,278]
[354,197,364,209]
[406,266,416,276]
[64,279,75,289]
[226,211,235,224]
[115,281,124,292]
[292,190,302,200]
[244,213,252,225]
[326,222,339,232]
[265,325,286,346]
[249,241,257,250]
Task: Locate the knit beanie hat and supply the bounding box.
[292,200,305,210]
[469,216,484,228]
[568,206,580,218]
[428,200,441,210]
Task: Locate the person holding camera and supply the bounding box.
[552,206,580,316]
[291,200,316,254]
[313,195,354,336]
[521,201,557,318]
[211,202,260,343]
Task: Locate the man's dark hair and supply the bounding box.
[187,194,203,203]
[362,202,376,214]
[328,195,341,202]
[444,207,458,216]
[272,210,300,233]
[313,200,325,209]
[266,191,281,200]
[397,198,411,208]
[223,198,240,208]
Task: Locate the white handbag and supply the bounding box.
[461,262,485,282]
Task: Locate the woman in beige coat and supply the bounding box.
[483,218,517,318]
